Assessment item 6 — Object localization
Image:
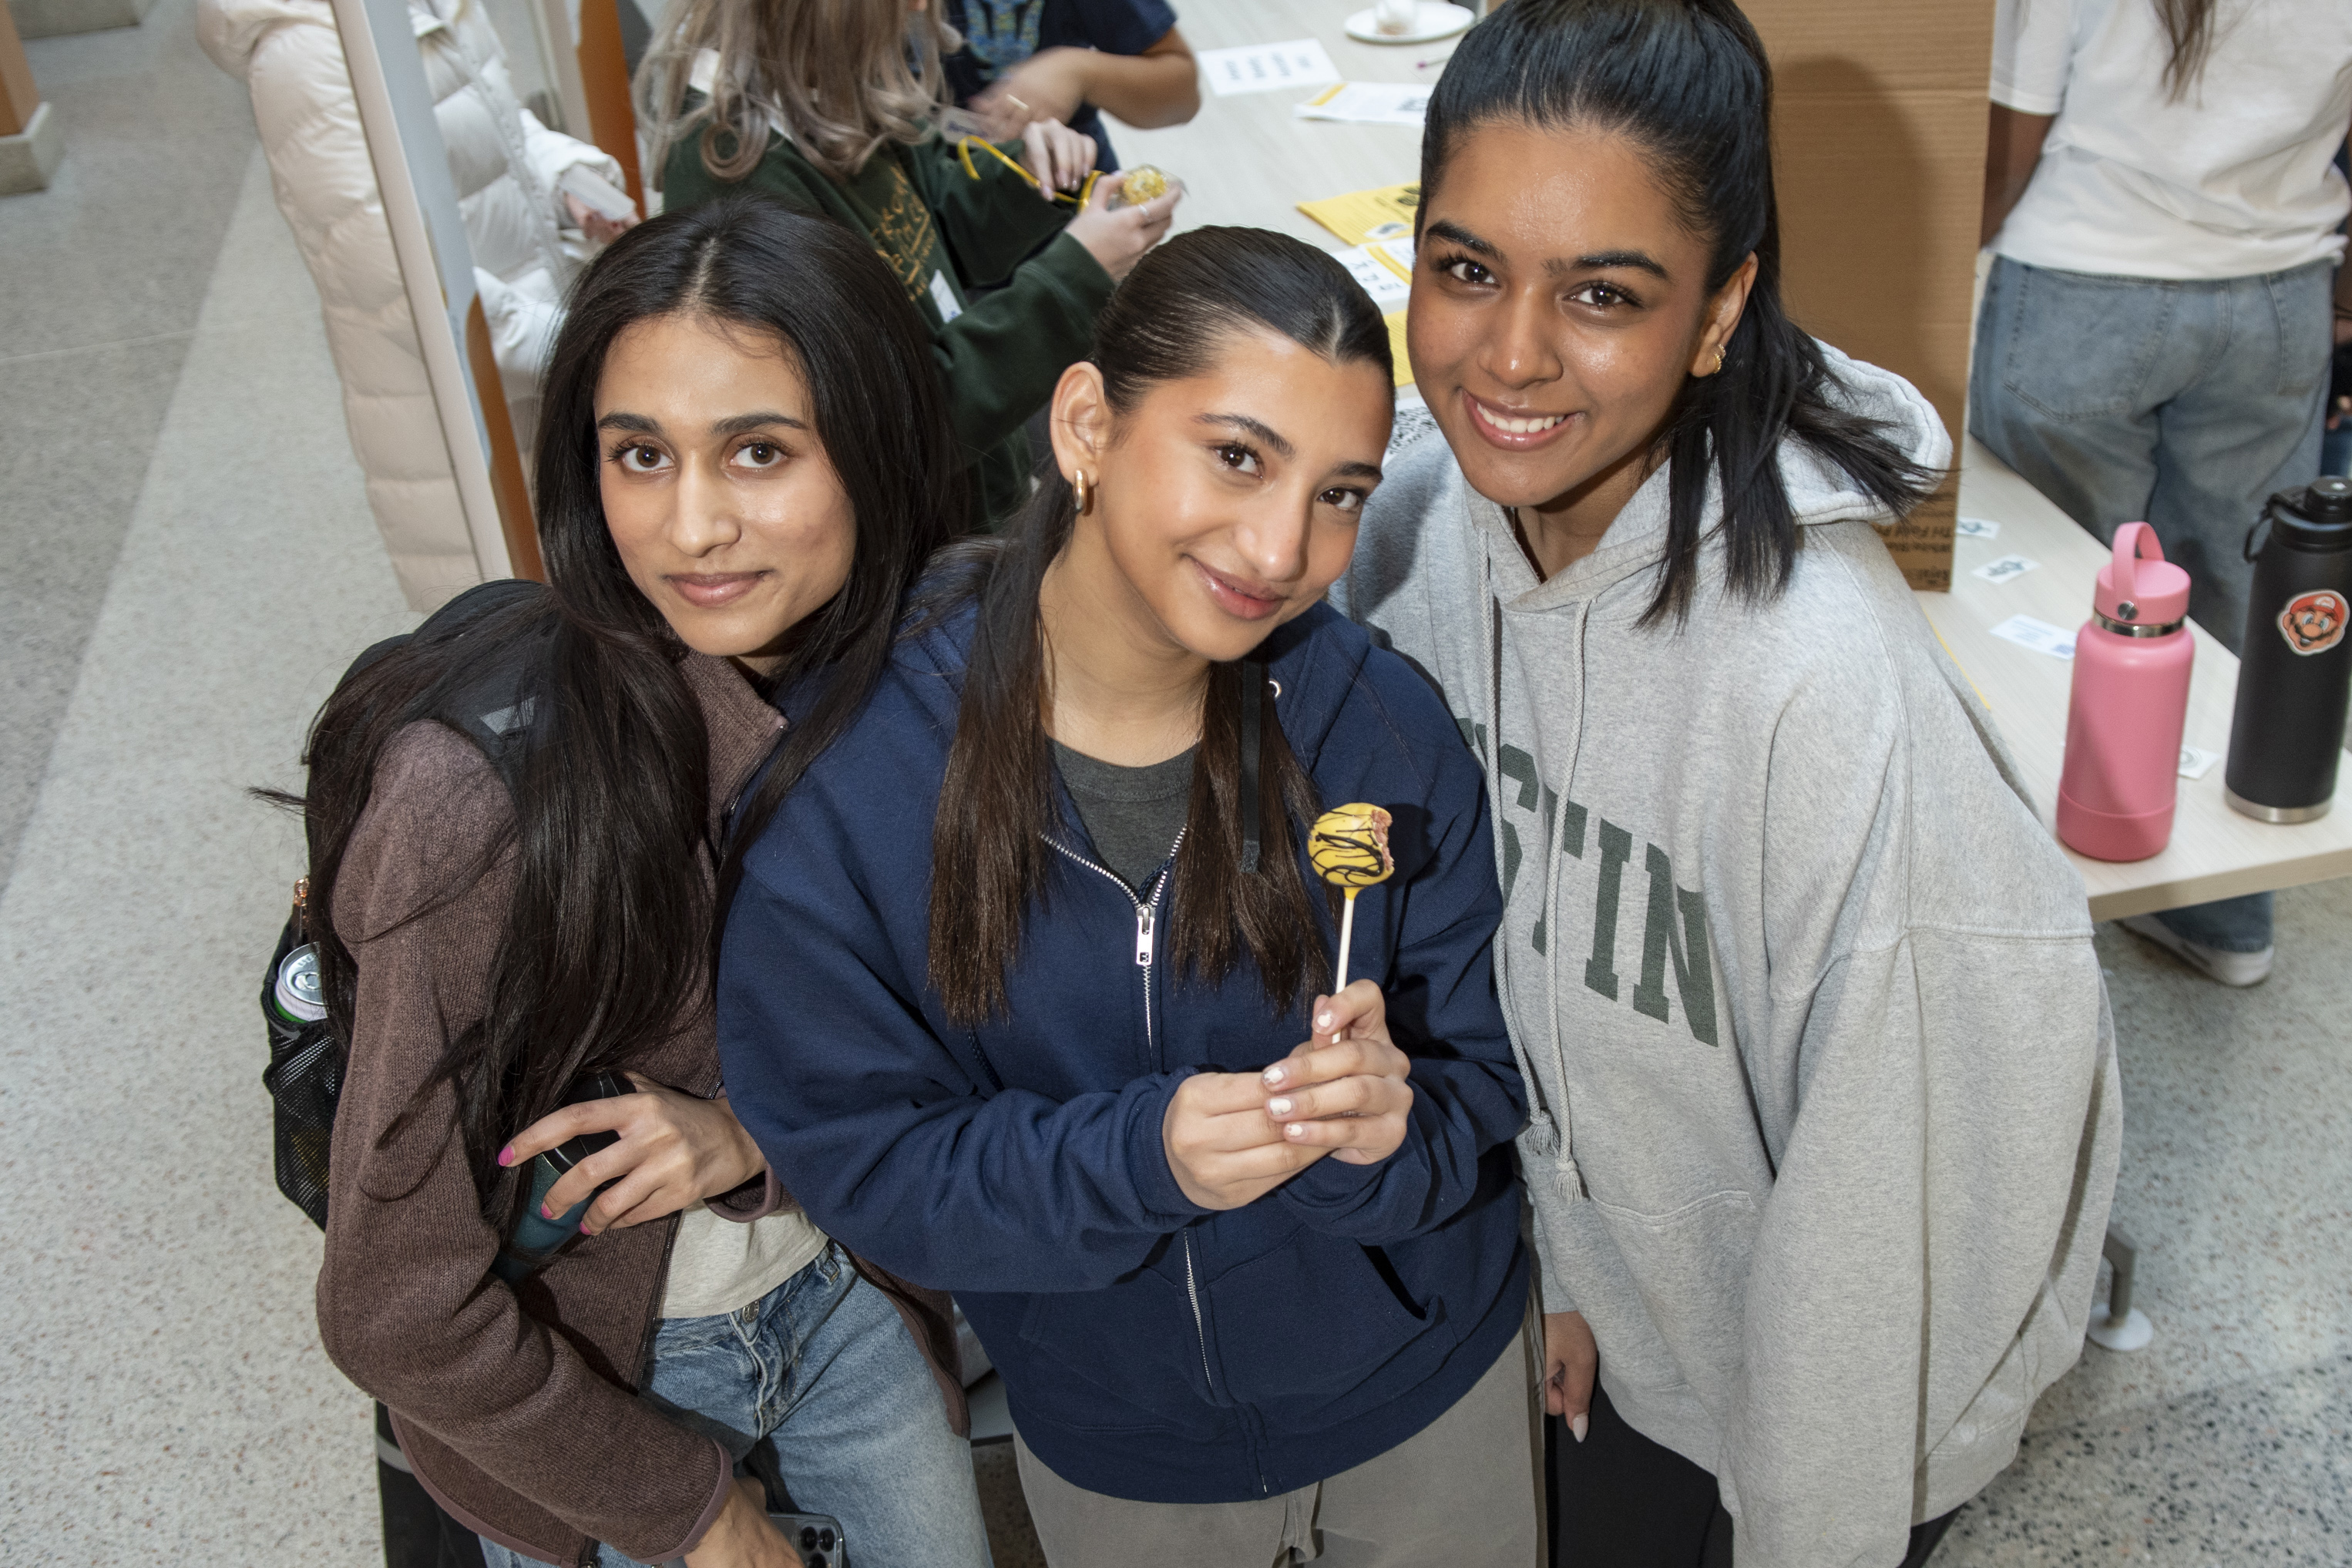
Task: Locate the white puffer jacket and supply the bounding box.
[199,0,624,609]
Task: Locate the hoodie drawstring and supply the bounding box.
[1482,545,1578,1198]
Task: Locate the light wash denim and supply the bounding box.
[1971,254,2335,954]
[1970,254,2334,655]
[479,1242,991,1568]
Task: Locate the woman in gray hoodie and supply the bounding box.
[1335,3,2122,1565]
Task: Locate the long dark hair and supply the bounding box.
[926,227,1393,1027]
[2152,0,2217,100]
[291,197,963,1225]
[1422,0,1938,625]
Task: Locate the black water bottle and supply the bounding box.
[2224,475,2352,822]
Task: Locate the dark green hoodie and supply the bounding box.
[662,118,1116,529]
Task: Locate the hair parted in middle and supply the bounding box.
[637,0,958,187]
[922,227,1395,1029]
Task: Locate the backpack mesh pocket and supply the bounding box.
[261,910,343,1231]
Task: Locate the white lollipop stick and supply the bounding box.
[1332,890,1359,1042]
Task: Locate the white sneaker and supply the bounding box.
[2118,915,2274,987]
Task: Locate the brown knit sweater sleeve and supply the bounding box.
[315,724,731,1562]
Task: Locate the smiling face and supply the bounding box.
[1050,325,1394,667]
[594,312,857,677]
[1410,119,1755,539]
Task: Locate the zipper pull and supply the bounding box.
[1135,902,1154,967]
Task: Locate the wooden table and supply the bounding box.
[1114,0,2352,923]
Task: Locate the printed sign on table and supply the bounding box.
[1198,39,1340,96]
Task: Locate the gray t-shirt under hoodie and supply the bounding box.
[1052,741,1193,891]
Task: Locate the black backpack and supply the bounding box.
[261,579,550,1230]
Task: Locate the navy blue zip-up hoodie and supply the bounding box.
[717,599,1529,1504]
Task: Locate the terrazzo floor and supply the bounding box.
[2,4,2348,1560]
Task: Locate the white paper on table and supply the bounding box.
[1988,614,2076,660]
[2178,745,2221,780]
[1334,244,1411,310]
[1972,553,2039,584]
[1954,516,2002,540]
[1292,81,1432,125]
[1198,39,1339,97]
[1370,236,1415,277]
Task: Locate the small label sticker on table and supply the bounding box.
[1954,516,2001,540]
[1333,244,1410,311]
[1989,614,2075,660]
[1198,39,1339,96]
[1973,554,2038,584]
[2178,745,2220,781]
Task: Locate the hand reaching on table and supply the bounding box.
[975,49,1090,140]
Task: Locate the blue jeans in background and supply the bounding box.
[1970,253,2335,954]
[479,1243,991,1568]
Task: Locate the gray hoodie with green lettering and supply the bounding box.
[1336,348,2119,1568]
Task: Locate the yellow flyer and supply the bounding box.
[1383,311,1413,388]
[1299,183,1421,247]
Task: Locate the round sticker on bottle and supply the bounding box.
[2278,590,2347,656]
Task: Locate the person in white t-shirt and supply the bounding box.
[1972,0,2352,987]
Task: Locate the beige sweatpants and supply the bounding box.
[1012,1301,1544,1568]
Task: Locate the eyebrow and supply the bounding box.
[1197,412,1381,482]
[1198,411,1295,460]
[1424,219,1672,283]
[595,410,807,436]
[1551,248,1671,281]
[1424,218,1497,257]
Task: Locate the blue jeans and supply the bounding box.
[1971,254,2332,952]
[479,1243,990,1568]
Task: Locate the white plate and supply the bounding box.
[1343,2,1473,45]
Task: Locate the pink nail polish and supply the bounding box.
[497,1147,513,1167]
[579,1221,593,1234]
[541,1203,556,1220]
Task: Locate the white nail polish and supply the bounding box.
[1286,1124,1305,1138]
[1268,1098,1293,1116]
[1570,1414,1588,1443]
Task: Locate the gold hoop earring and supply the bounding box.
[1072,469,1095,515]
[1712,345,1727,375]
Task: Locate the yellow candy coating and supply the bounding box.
[1114,165,1171,206]
[1309,804,1394,890]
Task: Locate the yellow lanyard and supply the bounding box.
[955,135,1101,209]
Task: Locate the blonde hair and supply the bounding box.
[638,0,957,188]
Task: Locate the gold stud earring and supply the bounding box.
[1072,469,1095,515]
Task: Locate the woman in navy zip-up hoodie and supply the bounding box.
[719,229,1537,1564]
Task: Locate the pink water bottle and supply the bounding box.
[2056,522,2195,861]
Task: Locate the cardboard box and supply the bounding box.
[1742,0,1991,591]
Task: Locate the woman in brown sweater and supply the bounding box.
[296,198,985,1568]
